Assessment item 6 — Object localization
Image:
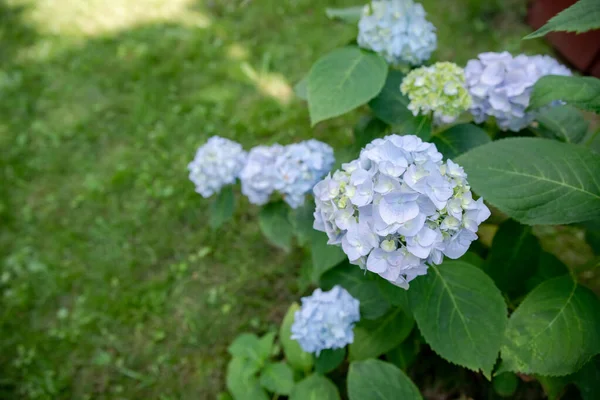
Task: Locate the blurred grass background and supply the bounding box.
[0,0,557,398]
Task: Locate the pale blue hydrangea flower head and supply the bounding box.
[275,140,335,208]
[188,136,247,198]
[400,62,472,124]
[290,285,360,355]
[465,52,571,131]
[313,135,490,289]
[240,144,285,205]
[357,0,437,66]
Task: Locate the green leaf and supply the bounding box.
[349,308,414,361]
[431,123,491,159]
[258,332,276,361]
[525,0,600,39]
[290,374,340,400]
[536,375,570,400]
[533,105,589,144]
[461,251,485,269]
[375,276,410,313]
[226,357,269,400]
[325,6,363,23]
[386,335,420,370]
[280,303,314,372]
[210,186,235,229]
[259,201,294,252]
[484,219,541,295]
[228,333,266,366]
[525,252,570,292]
[310,230,346,282]
[290,201,315,247]
[353,115,389,149]
[493,372,519,397]
[573,356,600,400]
[348,359,422,400]
[409,261,507,378]
[308,46,387,125]
[320,262,390,320]
[529,75,600,114]
[501,276,600,376]
[315,348,346,374]
[368,69,432,140]
[259,362,294,395]
[294,76,308,100]
[456,138,600,225]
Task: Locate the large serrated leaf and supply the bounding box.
[290,374,340,400]
[533,105,589,144]
[308,46,387,125]
[315,348,346,374]
[279,303,314,372]
[501,276,600,376]
[431,123,491,159]
[320,262,390,320]
[456,138,600,225]
[226,357,269,400]
[258,201,294,252]
[349,308,414,361]
[409,261,507,378]
[325,6,363,23]
[348,359,422,400]
[210,186,235,229]
[484,219,541,296]
[525,0,600,39]
[259,362,294,395]
[529,75,600,114]
[310,230,346,282]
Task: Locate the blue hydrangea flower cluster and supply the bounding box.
[241,140,334,208]
[291,285,360,355]
[188,136,247,198]
[465,52,572,131]
[357,0,437,66]
[313,135,490,289]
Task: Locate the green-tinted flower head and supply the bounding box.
[400,62,472,124]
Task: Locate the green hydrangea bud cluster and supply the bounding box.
[400,62,472,124]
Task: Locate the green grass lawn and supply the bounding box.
[0,0,552,398]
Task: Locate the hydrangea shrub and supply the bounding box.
[222,1,600,398]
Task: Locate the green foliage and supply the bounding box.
[368,69,432,140]
[226,358,269,400]
[501,276,600,376]
[386,337,420,371]
[347,359,422,400]
[375,276,410,312]
[259,201,295,252]
[321,263,390,320]
[259,362,294,395]
[315,348,346,374]
[290,201,315,247]
[290,374,340,400]
[210,186,236,229]
[529,76,600,114]
[431,123,491,159]
[310,230,346,282]
[325,6,364,23]
[457,138,600,225]
[573,356,600,400]
[349,308,414,361]
[493,372,519,397]
[353,115,389,149]
[484,219,541,295]
[307,46,388,125]
[280,303,314,372]
[533,105,589,144]
[525,0,600,39]
[525,252,570,292]
[409,261,507,378]
[228,332,274,367]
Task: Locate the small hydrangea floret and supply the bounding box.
[240,140,334,208]
[291,285,360,355]
[357,0,437,66]
[188,136,247,198]
[464,52,571,131]
[313,134,490,289]
[401,62,472,124]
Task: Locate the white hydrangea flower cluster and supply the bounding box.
[465,52,572,131]
[400,62,472,124]
[313,135,490,289]
[188,136,247,198]
[240,140,334,208]
[357,0,437,66]
[291,285,360,355]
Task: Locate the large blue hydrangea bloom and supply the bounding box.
[357,0,437,66]
[291,285,360,355]
[188,136,247,198]
[275,140,335,208]
[313,135,490,289]
[465,52,571,131]
[240,144,285,206]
